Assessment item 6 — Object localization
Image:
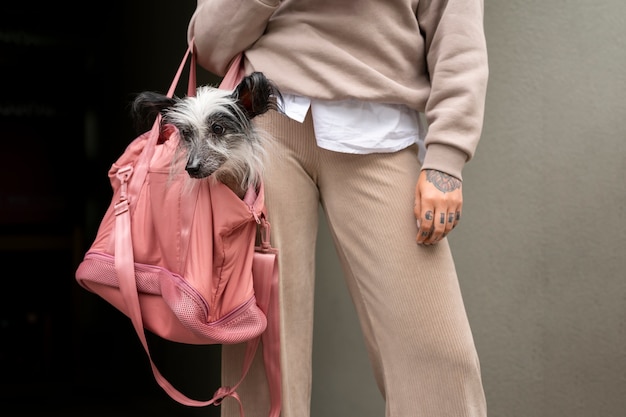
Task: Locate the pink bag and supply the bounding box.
[75,43,280,417]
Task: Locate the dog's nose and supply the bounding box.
[186,153,202,175]
[186,160,201,177]
[186,165,200,176]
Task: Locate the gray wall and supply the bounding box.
[311,1,626,416]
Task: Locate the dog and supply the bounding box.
[131,72,281,199]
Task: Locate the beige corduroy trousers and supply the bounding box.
[221,110,487,417]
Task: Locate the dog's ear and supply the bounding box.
[232,72,281,119]
[131,91,177,134]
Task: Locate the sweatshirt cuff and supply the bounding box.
[420,143,469,181]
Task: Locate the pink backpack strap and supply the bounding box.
[115,165,223,408]
[253,216,281,417]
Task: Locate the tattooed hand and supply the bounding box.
[414,169,462,245]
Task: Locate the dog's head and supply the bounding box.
[131,72,280,195]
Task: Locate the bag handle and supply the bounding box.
[219,52,245,91]
[123,43,195,214]
[166,40,197,98]
[126,39,243,216]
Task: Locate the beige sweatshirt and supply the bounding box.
[188,0,488,180]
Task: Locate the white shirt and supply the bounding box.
[280,93,426,163]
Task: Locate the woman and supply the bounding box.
[188,1,489,416]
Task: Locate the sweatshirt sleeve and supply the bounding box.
[188,0,282,76]
[417,0,489,180]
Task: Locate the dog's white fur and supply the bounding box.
[132,72,280,198]
[164,86,267,195]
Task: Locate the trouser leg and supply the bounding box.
[317,145,487,416]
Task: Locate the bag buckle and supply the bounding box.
[116,165,134,202]
[258,217,272,252]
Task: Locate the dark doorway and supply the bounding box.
[1,1,222,415]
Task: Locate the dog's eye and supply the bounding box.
[211,123,225,135]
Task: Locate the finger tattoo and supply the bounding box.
[448,213,455,223]
[456,211,461,221]
[440,213,445,224]
[425,211,433,221]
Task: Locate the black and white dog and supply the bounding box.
[132,72,280,198]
